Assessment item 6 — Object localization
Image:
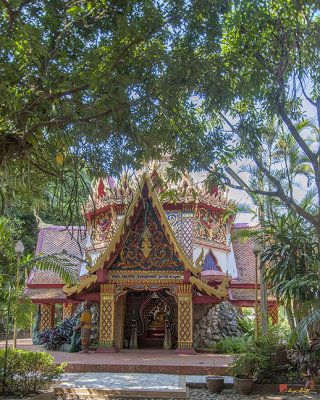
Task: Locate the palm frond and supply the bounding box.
[289,308,320,345]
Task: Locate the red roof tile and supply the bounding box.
[28,226,86,286]
[230,288,276,302]
[231,229,260,284]
[25,287,66,300]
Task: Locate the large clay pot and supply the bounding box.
[206,376,224,393]
[233,376,254,395]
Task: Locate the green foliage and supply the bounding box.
[204,1,320,252]
[229,351,268,379]
[237,315,290,344]
[233,208,320,344]
[0,219,79,332]
[253,336,284,383]
[0,348,65,396]
[229,334,290,382]
[262,213,319,304]
[0,0,232,221]
[214,336,250,354]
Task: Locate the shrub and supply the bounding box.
[0,348,65,396]
[37,315,81,351]
[238,315,290,344]
[214,336,250,354]
[228,351,268,379]
[228,334,294,383]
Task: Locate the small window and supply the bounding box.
[203,251,220,271]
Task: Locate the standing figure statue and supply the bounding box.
[73,300,92,353]
[32,307,41,345]
[130,308,138,349]
[163,308,172,350]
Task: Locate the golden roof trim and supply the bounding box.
[87,172,199,275]
[63,275,97,296]
[85,167,234,214]
[108,270,184,276]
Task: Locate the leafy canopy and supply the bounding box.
[203,1,320,237]
[0,0,233,215]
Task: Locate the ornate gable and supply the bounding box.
[63,172,229,299]
[110,198,184,272]
[87,173,197,275]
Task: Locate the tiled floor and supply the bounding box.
[0,339,233,375]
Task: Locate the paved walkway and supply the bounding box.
[0,339,233,375]
[58,372,232,389]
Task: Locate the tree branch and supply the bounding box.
[24,97,144,139]
[220,113,318,226]
[277,103,316,164]
[225,167,280,197]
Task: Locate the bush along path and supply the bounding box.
[35,305,83,352]
[0,348,65,397]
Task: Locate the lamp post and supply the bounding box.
[13,240,24,349]
[252,239,262,342]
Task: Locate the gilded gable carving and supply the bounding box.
[194,208,227,248]
[91,209,118,247]
[110,200,184,271]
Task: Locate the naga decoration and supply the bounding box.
[189,274,229,299]
[193,249,205,275]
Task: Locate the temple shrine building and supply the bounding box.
[26,167,278,353]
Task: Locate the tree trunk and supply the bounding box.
[285,302,295,331]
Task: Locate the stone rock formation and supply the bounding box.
[193,301,242,349]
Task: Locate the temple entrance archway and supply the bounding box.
[97,283,194,353]
[123,289,178,349]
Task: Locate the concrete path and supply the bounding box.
[57,372,233,389]
[58,373,187,390]
[55,372,192,399]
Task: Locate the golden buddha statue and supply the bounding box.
[149,304,166,329]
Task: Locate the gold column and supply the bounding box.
[62,303,75,320]
[176,284,196,354]
[40,304,55,332]
[96,283,119,352]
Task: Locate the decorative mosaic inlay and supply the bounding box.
[268,305,279,325]
[181,215,193,261]
[63,303,74,319]
[166,211,182,243]
[99,284,116,348]
[40,304,54,332]
[177,284,193,349]
[114,283,179,303]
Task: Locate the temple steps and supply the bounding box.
[138,337,164,348]
[54,387,189,399]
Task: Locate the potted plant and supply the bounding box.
[205,376,224,393]
[229,352,267,395]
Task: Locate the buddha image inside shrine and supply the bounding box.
[26,162,278,353]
